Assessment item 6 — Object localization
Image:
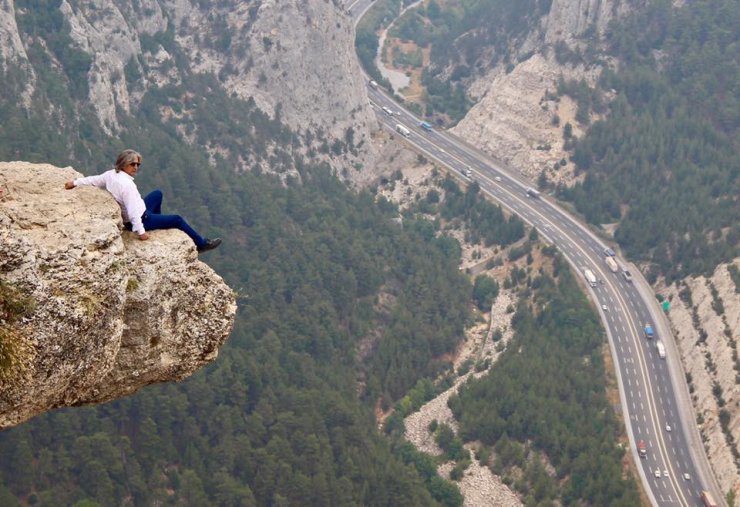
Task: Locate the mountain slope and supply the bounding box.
[1,0,380,181]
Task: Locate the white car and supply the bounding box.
[601,304,608,311]
[683,473,691,481]
[663,470,669,478]
[665,424,671,432]
[494,176,502,182]
[382,106,394,116]
[654,469,661,478]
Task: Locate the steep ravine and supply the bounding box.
[410,0,740,498]
[370,0,738,499]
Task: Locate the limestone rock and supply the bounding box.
[0,0,377,178]
[0,162,236,429]
[543,0,630,44]
[453,53,600,184]
[660,263,740,497]
[453,0,631,186]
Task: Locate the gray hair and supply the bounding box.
[114,149,142,172]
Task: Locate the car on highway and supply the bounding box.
[663,470,668,478]
[604,247,616,257]
[666,424,671,432]
[683,473,691,481]
[382,106,393,116]
[601,304,608,311]
[654,469,661,478]
[494,176,502,182]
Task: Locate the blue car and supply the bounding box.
[604,247,616,257]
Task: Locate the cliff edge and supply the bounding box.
[0,162,236,429]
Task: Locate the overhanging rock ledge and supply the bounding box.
[0,162,236,429]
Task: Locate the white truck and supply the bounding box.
[605,256,619,273]
[656,340,666,359]
[583,269,597,287]
[395,124,410,137]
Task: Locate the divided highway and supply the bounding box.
[345,1,723,505]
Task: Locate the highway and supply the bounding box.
[345,1,723,506]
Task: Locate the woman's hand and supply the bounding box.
[64,181,75,189]
[139,233,150,241]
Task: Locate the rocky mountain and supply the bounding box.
[428,0,740,498]
[660,265,740,496]
[453,0,633,183]
[0,162,236,428]
[0,0,379,180]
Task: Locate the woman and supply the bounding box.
[64,149,221,253]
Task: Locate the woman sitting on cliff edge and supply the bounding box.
[64,149,221,253]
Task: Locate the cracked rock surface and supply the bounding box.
[0,162,236,428]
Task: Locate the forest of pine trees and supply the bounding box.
[1,0,732,504]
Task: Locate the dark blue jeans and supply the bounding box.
[141,190,206,248]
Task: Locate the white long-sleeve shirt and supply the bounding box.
[74,169,147,235]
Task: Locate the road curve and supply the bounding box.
[345,2,724,506]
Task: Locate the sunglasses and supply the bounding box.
[130,162,141,167]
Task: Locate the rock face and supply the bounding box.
[1,0,377,177]
[660,264,740,498]
[453,0,630,184]
[453,52,599,184]
[0,162,236,429]
[542,0,629,44]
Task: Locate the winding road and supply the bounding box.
[344,0,724,506]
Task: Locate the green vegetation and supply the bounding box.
[0,156,472,504]
[473,275,499,311]
[0,10,475,498]
[375,0,549,123]
[0,1,670,504]
[436,178,526,247]
[15,0,92,99]
[355,0,412,85]
[392,46,423,69]
[556,0,739,282]
[728,265,740,294]
[363,0,737,281]
[449,263,640,506]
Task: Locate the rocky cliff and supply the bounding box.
[442,0,740,498]
[1,0,377,178]
[379,0,738,498]
[659,264,740,497]
[453,0,631,183]
[0,162,236,429]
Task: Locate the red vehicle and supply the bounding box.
[701,490,717,507]
[637,440,647,458]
